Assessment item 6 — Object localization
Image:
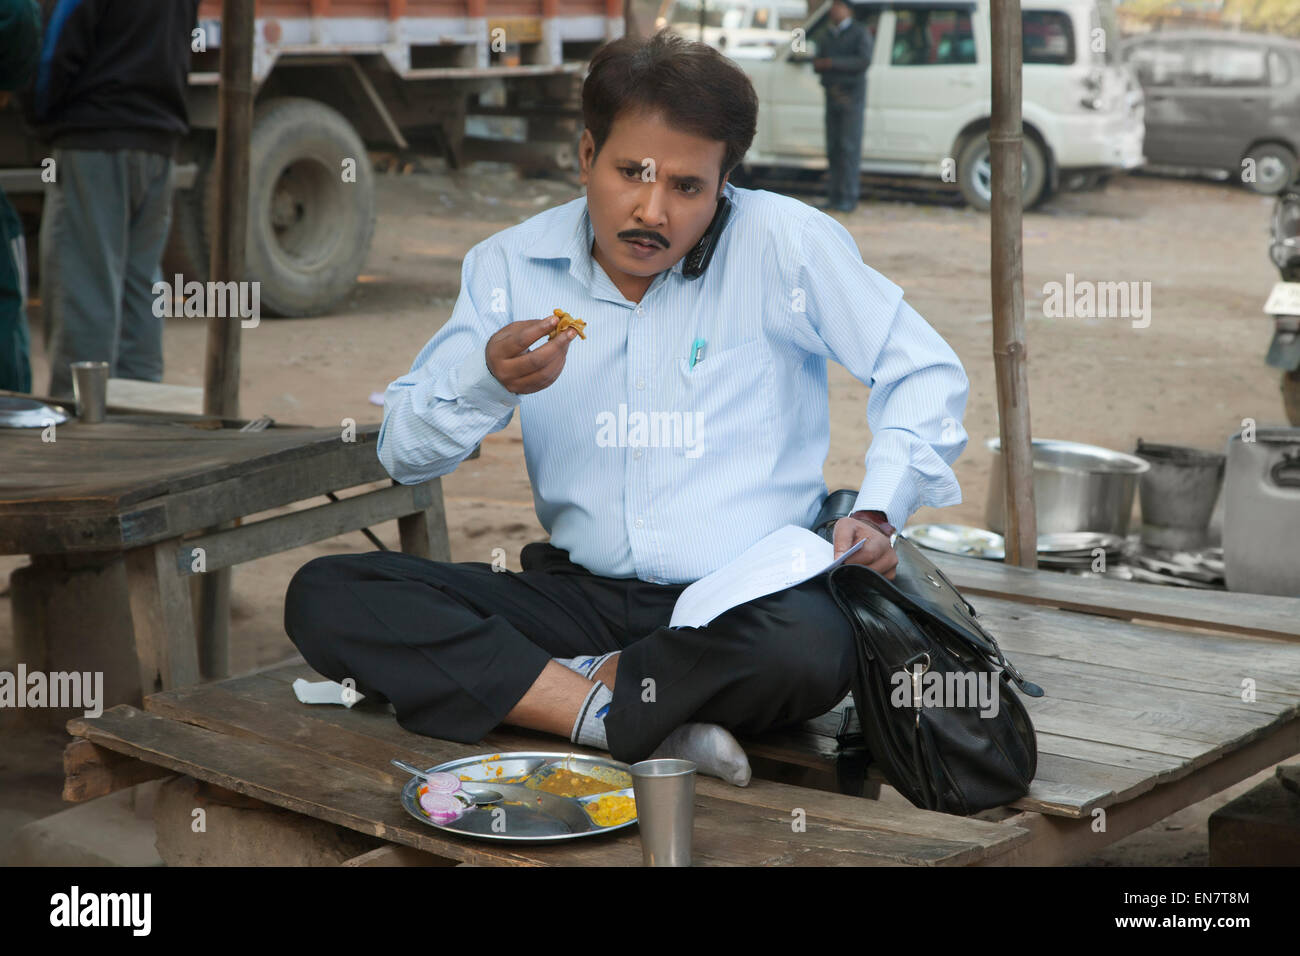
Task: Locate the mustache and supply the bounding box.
[618,229,669,249]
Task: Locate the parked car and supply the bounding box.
[733,0,1145,209]
[1118,29,1300,195]
[658,0,810,57]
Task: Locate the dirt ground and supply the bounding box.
[1,162,1293,865]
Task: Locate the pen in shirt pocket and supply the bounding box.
[689,338,707,369]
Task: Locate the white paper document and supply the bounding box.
[668,525,866,629]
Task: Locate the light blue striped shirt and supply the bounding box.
[379,181,969,584]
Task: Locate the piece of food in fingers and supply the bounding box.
[547,307,586,341]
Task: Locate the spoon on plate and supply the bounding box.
[391,758,503,806]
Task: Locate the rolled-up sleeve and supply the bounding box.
[787,214,969,528]
[377,242,522,484]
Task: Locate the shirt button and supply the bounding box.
[633,448,644,459]
[635,378,645,390]
[634,518,644,529]
[635,305,644,315]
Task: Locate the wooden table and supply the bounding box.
[1,408,449,700]
[746,556,1300,864]
[60,556,1300,865]
[65,661,1033,866]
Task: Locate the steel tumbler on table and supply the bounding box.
[630,758,696,866]
[70,361,109,423]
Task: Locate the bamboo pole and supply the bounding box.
[204,0,253,420]
[198,0,255,679]
[989,0,1037,568]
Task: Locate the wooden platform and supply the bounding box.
[62,552,1300,866]
[68,662,1031,866]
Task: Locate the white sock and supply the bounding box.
[570,680,613,750]
[651,722,752,787]
[554,651,616,681]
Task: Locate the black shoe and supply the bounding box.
[835,201,858,212]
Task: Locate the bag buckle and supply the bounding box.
[904,652,931,723]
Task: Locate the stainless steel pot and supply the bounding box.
[985,437,1150,537]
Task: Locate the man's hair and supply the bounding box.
[582,30,758,188]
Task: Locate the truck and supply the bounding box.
[0,0,623,317]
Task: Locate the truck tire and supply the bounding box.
[245,97,375,317]
[956,132,1047,212]
[1284,369,1300,427]
[162,136,214,282]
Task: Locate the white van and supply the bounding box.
[656,0,810,57]
[733,0,1145,208]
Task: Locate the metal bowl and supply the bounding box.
[985,437,1149,537]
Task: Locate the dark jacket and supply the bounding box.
[0,0,40,90]
[818,17,873,97]
[32,0,201,156]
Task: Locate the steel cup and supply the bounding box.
[630,758,696,866]
[71,361,109,423]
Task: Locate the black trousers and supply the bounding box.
[283,542,858,764]
[824,85,865,208]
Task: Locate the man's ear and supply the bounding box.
[578,129,595,185]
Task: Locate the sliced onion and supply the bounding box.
[420,771,461,794]
[419,789,466,824]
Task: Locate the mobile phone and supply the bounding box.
[681,195,733,279]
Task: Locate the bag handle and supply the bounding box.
[1271,450,1300,488]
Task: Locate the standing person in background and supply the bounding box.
[0,0,40,392]
[32,0,200,399]
[813,0,872,213]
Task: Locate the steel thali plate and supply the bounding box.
[0,396,69,428]
[398,751,638,843]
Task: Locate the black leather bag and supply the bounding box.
[813,492,1044,816]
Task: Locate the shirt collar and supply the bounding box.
[524,180,739,284]
[836,17,852,31]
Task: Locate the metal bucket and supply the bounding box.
[1224,427,1300,596]
[985,437,1149,537]
[1133,439,1225,551]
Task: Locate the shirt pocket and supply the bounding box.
[671,339,776,461]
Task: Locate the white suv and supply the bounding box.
[732,0,1145,208]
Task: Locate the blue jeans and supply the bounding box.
[0,189,30,392]
[41,148,172,399]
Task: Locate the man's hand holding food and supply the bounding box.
[485,313,581,395]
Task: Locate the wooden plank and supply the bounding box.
[1032,732,1190,774]
[1,445,391,554]
[1006,648,1298,717]
[977,598,1300,683]
[339,844,459,867]
[0,423,377,508]
[62,738,172,802]
[930,550,1300,642]
[106,378,204,415]
[123,538,200,694]
[397,481,451,563]
[978,718,1300,865]
[690,777,1030,859]
[69,706,1014,866]
[146,676,488,784]
[1024,695,1256,753]
[177,482,432,576]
